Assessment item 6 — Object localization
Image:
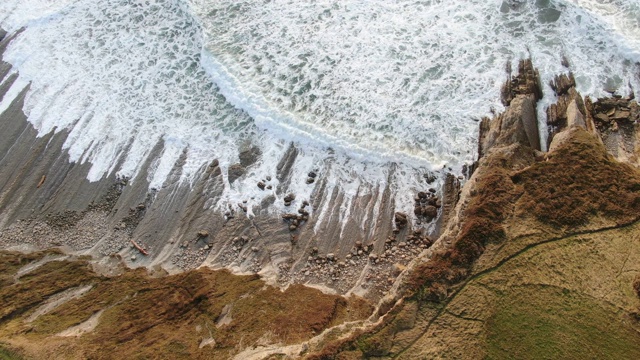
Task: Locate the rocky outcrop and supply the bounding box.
[481,59,542,156]
[308,60,640,359]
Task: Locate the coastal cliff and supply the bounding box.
[1,24,640,359]
[303,60,640,359]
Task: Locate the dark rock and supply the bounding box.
[422,205,438,220]
[428,188,436,193]
[418,191,428,199]
[284,201,291,207]
[257,181,266,190]
[228,164,246,183]
[413,206,423,216]
[239,146,261,167]
[306,177,315,184]
[549,73,576,96]
[394,212,408,229]
[424,173,437,184]
[308,171,317,178]
[501,59,543,106]
[284,193,296,203]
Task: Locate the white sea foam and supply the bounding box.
[0,0,639,223]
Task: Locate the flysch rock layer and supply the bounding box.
[305,59,640,359]
[0,30,460,301]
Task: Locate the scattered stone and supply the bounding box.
[394,212,408,229]
[257,181,266,190]
[227,164,246,183]
[308,171,317,178]
[284,193,296,203]
[422,205,438,219]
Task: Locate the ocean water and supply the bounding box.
[1,0,639,222]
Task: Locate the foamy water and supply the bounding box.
[1,0,639,222]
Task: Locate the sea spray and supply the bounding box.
[0,0,638,223]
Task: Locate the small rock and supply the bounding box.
[131,255,137,261]
[327,253,336,261]
[257,181,266,190]
[252,247,258,252]
[308,171,317,178]
[306,177,315,184]
[422,205,438,219]
[197,230,209,238]
[394,212,408,229]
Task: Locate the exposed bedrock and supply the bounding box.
[0,30,461,300]
[308,59,640,359]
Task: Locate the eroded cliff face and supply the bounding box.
[305,61,640,359]
[0,250,373,360]
[2,22,640,357]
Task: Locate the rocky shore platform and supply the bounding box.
[0,29,461,303]
[2,26,640,359]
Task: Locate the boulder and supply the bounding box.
[394,212,408,229]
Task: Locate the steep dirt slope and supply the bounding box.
[307,62,640,359]
[0,250,372,360]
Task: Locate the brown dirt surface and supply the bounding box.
[0,251,372,360]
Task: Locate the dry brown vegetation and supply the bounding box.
[309,123,640,359]
[0,251,372,360]
[514,128,640,227]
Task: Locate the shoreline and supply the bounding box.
[2,23,640,359]
[0,29,460,301]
